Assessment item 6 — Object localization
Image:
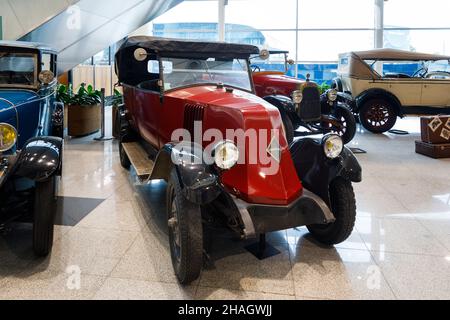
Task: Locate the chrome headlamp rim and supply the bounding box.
[327,89,338,102]
[213,140,239,170]
[292,90,303,104]
[322,134,343,159]
[0,122,18,153]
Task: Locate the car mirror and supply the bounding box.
[38,70,55,85]
[134,48,148,62]
[259,49,270,61]
[287,59,295,66]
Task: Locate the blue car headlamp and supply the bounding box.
[0,123,18,153]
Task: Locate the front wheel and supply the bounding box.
[323,106,357,144]
[307,178,356,245]
[359,98,397,133]
[167,169,203,284]
[33,176,57,256]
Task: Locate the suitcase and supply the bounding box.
[415,140,450,159]
[420,116,450,144]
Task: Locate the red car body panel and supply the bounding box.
[253,71,303,98]
[123,84,303,205]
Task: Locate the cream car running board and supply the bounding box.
[121,142,155,180]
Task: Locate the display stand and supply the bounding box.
[94,88,113,141]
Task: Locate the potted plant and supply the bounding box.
[111,89,123,139]
[58,83,102,137]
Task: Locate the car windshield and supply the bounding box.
[160,57,252,92]
[0,52,37,87]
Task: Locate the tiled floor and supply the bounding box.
[0,117,449,300]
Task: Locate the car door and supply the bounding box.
[421,79,450,107]
[369,78,423,106]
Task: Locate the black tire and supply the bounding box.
[333,106,357,144]
[166,168,203,284]
[52,124,64,139]
[307,178,356,245]
[119,139,131,170]
[280,111,294,145]
[359,98,397,133]
[33,176,57,257]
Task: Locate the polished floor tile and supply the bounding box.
[1,118,449,299]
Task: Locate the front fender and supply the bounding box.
[151,143,222,205]
[290,138,362,206]
[13,136,63,182]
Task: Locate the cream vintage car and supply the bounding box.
[333,49,450,133]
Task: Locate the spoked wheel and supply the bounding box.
[307,178,356,245]
[322,106,356,144]
[359,99,397,133]
[33,176,58,257]
[167,169,203,284]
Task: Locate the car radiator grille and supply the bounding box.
[299,86,321,122]
[183,104,206,136]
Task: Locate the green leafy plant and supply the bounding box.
[71,83,102,105]
[111,89,123,106]
[56,83,101,106]
[56,84,72,105]
[318,82,331,94]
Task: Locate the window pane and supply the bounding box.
[153,0,218,24]
[385,0,450,28]
[226,0,297,30]
[298,30,374,61]
[299,0,374,29]
[384,29,450,55]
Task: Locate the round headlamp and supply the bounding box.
[322,134,343,159]
[292,90,303,104]
[327,89,338,102]
[0,123,18,152]
[214,140,239,170]
[39,70,55,85]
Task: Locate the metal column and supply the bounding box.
[374,0,385,49]
[218,0,227,42]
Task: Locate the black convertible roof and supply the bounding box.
[115,36,260,85]
[116,36,260,59]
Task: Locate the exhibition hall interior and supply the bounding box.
[0,0,449,301]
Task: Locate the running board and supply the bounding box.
[121,142,154,180]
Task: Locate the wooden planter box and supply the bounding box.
[68,104,101,137]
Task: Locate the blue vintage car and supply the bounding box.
[0,41,64,256]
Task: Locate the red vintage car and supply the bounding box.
[115,37,362,284]
[251,50,357,144]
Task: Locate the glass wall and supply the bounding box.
[78,0,450,86]
[149,0,377,84]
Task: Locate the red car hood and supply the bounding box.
[167,85,303,205]
[252,72,304,97]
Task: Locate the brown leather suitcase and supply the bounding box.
[420,116,450,144]
[415,140,450,159]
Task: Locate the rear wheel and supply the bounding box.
[33,176,57,257]
[307,178,356,245]
[167,169,203,284]
[359,98,397,133]
[119,139,131,170]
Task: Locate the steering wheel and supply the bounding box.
[251,65,261,73]
[412,67,427,78]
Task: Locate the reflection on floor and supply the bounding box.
[0,117,449,300]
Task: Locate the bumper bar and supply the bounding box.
[231,189,335,238]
